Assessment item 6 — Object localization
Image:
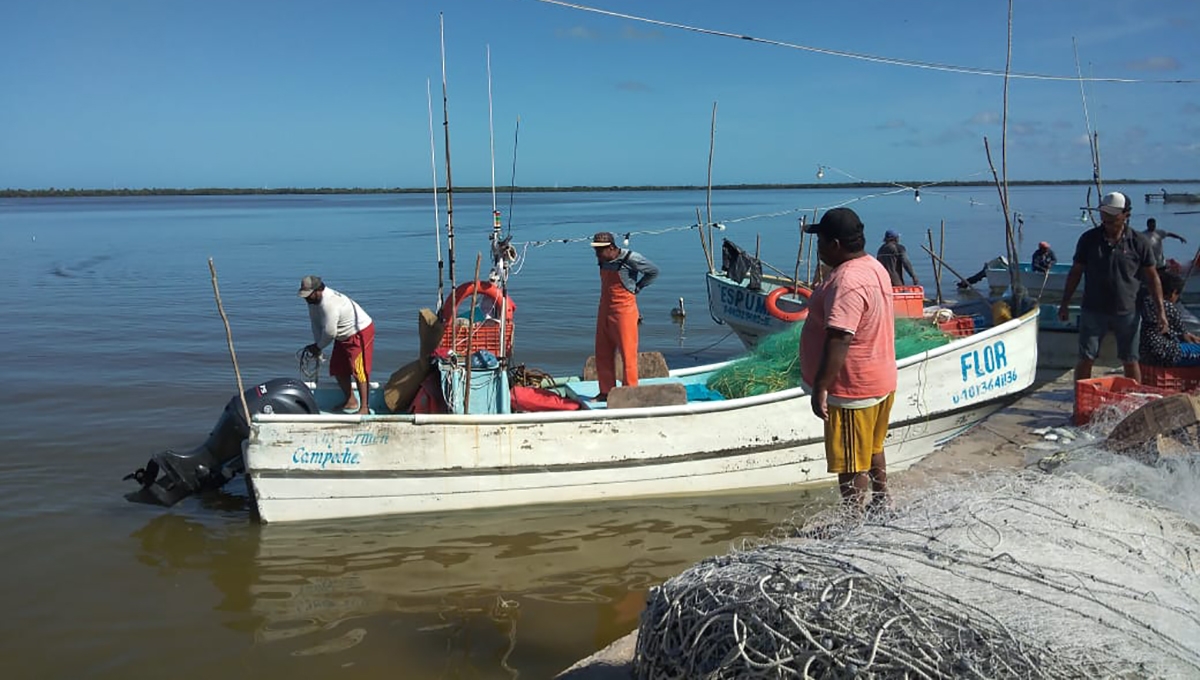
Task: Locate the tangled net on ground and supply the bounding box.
[706,319,954,399]
[635,472,1200,679]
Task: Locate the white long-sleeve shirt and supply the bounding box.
[308,287,373,349]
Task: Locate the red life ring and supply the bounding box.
[439,280,515,323]
[764,285,811,322]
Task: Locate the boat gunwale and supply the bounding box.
[252,309,1038,426]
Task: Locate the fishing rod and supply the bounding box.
[439,13,457,292]
[485,44,511,362]
[426,78,445,309]
[1073,37,1103,219]
[506,116,520,239]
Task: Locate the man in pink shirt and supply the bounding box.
[799,207,898,513]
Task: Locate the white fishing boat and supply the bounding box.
[123,303,1036,523]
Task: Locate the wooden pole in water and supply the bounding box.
[695,207,712,273]
[938,219,946,285]
[920,244,971,286]
[463,253,482,414]
[926,228,943,305]
[208,258,251,425]
[705,101,718,272]
[794,216,806,287]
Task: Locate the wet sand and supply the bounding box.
[556,369,1076,678]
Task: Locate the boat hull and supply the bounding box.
[244,312,1039,523]
[986,262,1200,303]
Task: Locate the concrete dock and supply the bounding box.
[555,369,1076,679]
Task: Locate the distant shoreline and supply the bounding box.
[2,179,1197,199]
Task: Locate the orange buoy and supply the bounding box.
[764,285,811,323]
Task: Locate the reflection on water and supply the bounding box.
[130,488,828,678]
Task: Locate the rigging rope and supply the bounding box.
[532,0,1200,85]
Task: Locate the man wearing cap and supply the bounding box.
[1031,241,1057,273]
[799,207,897,513]
[1143,217,1187,269]
[590,232,659,400]
[1059,191,1168,383]
[298,275,375,414]
[876,230,919,287]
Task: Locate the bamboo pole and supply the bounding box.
[695,207,713,272]
[938,219,946,285]
[705,101,718,271]
[463,254,482,414]
[793,216,806,287]
[208,258,251,426]
[926,229,943,305]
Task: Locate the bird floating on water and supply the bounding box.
[670,297,686,319]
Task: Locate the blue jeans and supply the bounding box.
[1078,309,1140,362]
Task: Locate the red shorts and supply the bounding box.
[330,324,374,382]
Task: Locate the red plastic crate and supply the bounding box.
[439,318,514,357]
[938,316,975,338]
[892,286,924,318]
[1139,363,1200,393]
[1073,376,1175,425]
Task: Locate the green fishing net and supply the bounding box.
[707,319,953,399]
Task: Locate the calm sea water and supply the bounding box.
[1,185,1197,678]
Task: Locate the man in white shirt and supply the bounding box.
[298,275,375,414]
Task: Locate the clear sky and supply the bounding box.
[2,0,1198,189]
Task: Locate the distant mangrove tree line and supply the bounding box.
[2,179,1196,199]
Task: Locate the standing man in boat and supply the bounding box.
[799,208,897,514]
[590,232,659,400]
[876,230,919,287]
[1143,218,1187,268]
[298,275,375,414]
[1058,192,1168,384]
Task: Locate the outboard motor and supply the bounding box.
[124,378,319,507]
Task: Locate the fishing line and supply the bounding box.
[531,0,1200,84]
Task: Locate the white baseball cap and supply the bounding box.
[1100,191,1131,216]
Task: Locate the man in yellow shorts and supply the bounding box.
[798,208,898,513]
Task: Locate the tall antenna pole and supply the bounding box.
[426,78,445,308]
[439,13,457,290]
[487,44,499,230]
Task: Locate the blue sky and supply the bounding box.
[2,0,1198,189]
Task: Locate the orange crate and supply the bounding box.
[438,319,514,357]
[1139,363,1200,392]
[892,285,925,318]
[1073,376,1175,425]
[938,316,975,338]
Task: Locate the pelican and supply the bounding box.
[670,297,686,319]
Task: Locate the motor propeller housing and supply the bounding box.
[124,378,319,507]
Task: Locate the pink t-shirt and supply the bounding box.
[799,255,898,399]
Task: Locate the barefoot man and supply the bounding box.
[298,275,375,414]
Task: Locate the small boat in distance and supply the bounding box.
[1146,189,1200,204]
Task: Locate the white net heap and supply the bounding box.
[635,470,1200,679]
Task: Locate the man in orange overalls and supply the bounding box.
[591,231,660,400]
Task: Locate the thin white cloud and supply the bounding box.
[620,25,663,41]
[968,111,1000,125]
[1126,56,1181,71]
[556,26,599,41]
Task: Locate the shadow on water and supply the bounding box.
[128,488,830,678]
[49,253,114,278]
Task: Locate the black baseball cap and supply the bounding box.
[804,207,864,241]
